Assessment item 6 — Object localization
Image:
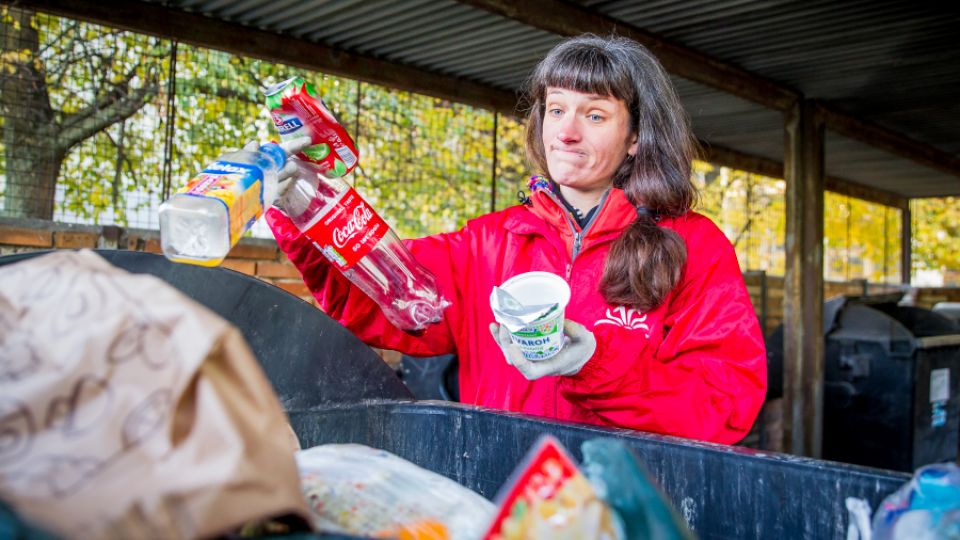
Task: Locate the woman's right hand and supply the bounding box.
[490,320,597,380]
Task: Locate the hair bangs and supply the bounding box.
[537,44,634,105]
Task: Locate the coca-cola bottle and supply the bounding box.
[277,159,449,333]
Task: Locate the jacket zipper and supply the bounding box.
[538,188,611,418]
[541,189,612,277]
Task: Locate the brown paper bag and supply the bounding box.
[0,250,309,539]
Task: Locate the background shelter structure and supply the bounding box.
[7,0,960,458]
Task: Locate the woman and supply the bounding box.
[266,35,766,444]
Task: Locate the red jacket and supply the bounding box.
[266,186,767,444]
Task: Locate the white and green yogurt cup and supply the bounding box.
[490,271,571,361]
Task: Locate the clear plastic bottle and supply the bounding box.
[159,143,286,266]
[278,159,449,333]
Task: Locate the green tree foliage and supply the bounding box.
[912,197,960,285]
[0,8,163,220]
[351,88,495,237]
[495,115,532,211]
[824,192,902,284]
[693,160,786,274]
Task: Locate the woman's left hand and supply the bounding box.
[243,137,313,202]
[490,320,596,380]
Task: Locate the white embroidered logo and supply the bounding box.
[595,306,650,336]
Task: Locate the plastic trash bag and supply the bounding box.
[295,444,495,539]
[873,463,960,540]
[0,250,309,539]
[845,497,873,540]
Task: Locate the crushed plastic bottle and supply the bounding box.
[278,159,448,333]
[265,76,359,179]
[159,143,286,266]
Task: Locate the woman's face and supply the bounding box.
[541,87,637,196]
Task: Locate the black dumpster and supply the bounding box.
[767,294,960,472]
[934,301,960,326]
[397,353,459,401]
[822,295,960,472]
[289,401,907,540]
[0,251,912,539]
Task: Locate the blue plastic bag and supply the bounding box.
[872,463,960,539]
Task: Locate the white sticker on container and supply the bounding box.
[930,368,950,403]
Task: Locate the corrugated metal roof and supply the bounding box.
[581,0,960,193]
[139,0,959,198]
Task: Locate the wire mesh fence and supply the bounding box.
[1,7,919,283]
[0,8,525,240]
[824,192,902,285]
[693,162,787,275]
[1,9,172,225]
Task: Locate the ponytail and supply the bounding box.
[600,210,687,312]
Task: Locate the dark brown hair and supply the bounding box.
[524,34,697,312]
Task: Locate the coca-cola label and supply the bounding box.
[303,187,388,270]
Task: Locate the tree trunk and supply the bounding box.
[1,7,60,219]
[2,140,64,219]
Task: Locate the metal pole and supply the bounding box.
[883,205,889,285]
[760,269,768,338]
[490,112,499,213]
[901,206,912,285]
[160,40,178,201]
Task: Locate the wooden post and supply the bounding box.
[782,100,825,458]
[902,206,912,285]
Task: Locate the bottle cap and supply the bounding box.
[259,143,287,170]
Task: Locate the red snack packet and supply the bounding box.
[483,436,622,540]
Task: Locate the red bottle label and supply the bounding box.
[302,187,388,270]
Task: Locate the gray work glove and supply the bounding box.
[489,320,597,380]
[243,136,312,203]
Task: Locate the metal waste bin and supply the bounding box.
[822,295,960,472]
[289,401,907,540]
[934,301,960,325]
[767,293,960,471]
[0,251,912,539]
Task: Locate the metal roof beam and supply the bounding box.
[701,143,910,210]
[22,0,522,115]
[455,0,798,110]
[456,0,960,181]
[816,102,960,184]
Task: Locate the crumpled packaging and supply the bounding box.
[0,250,309,539]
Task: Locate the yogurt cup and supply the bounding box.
[490,271,571,361]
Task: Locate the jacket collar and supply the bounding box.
[505,185,636,241]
